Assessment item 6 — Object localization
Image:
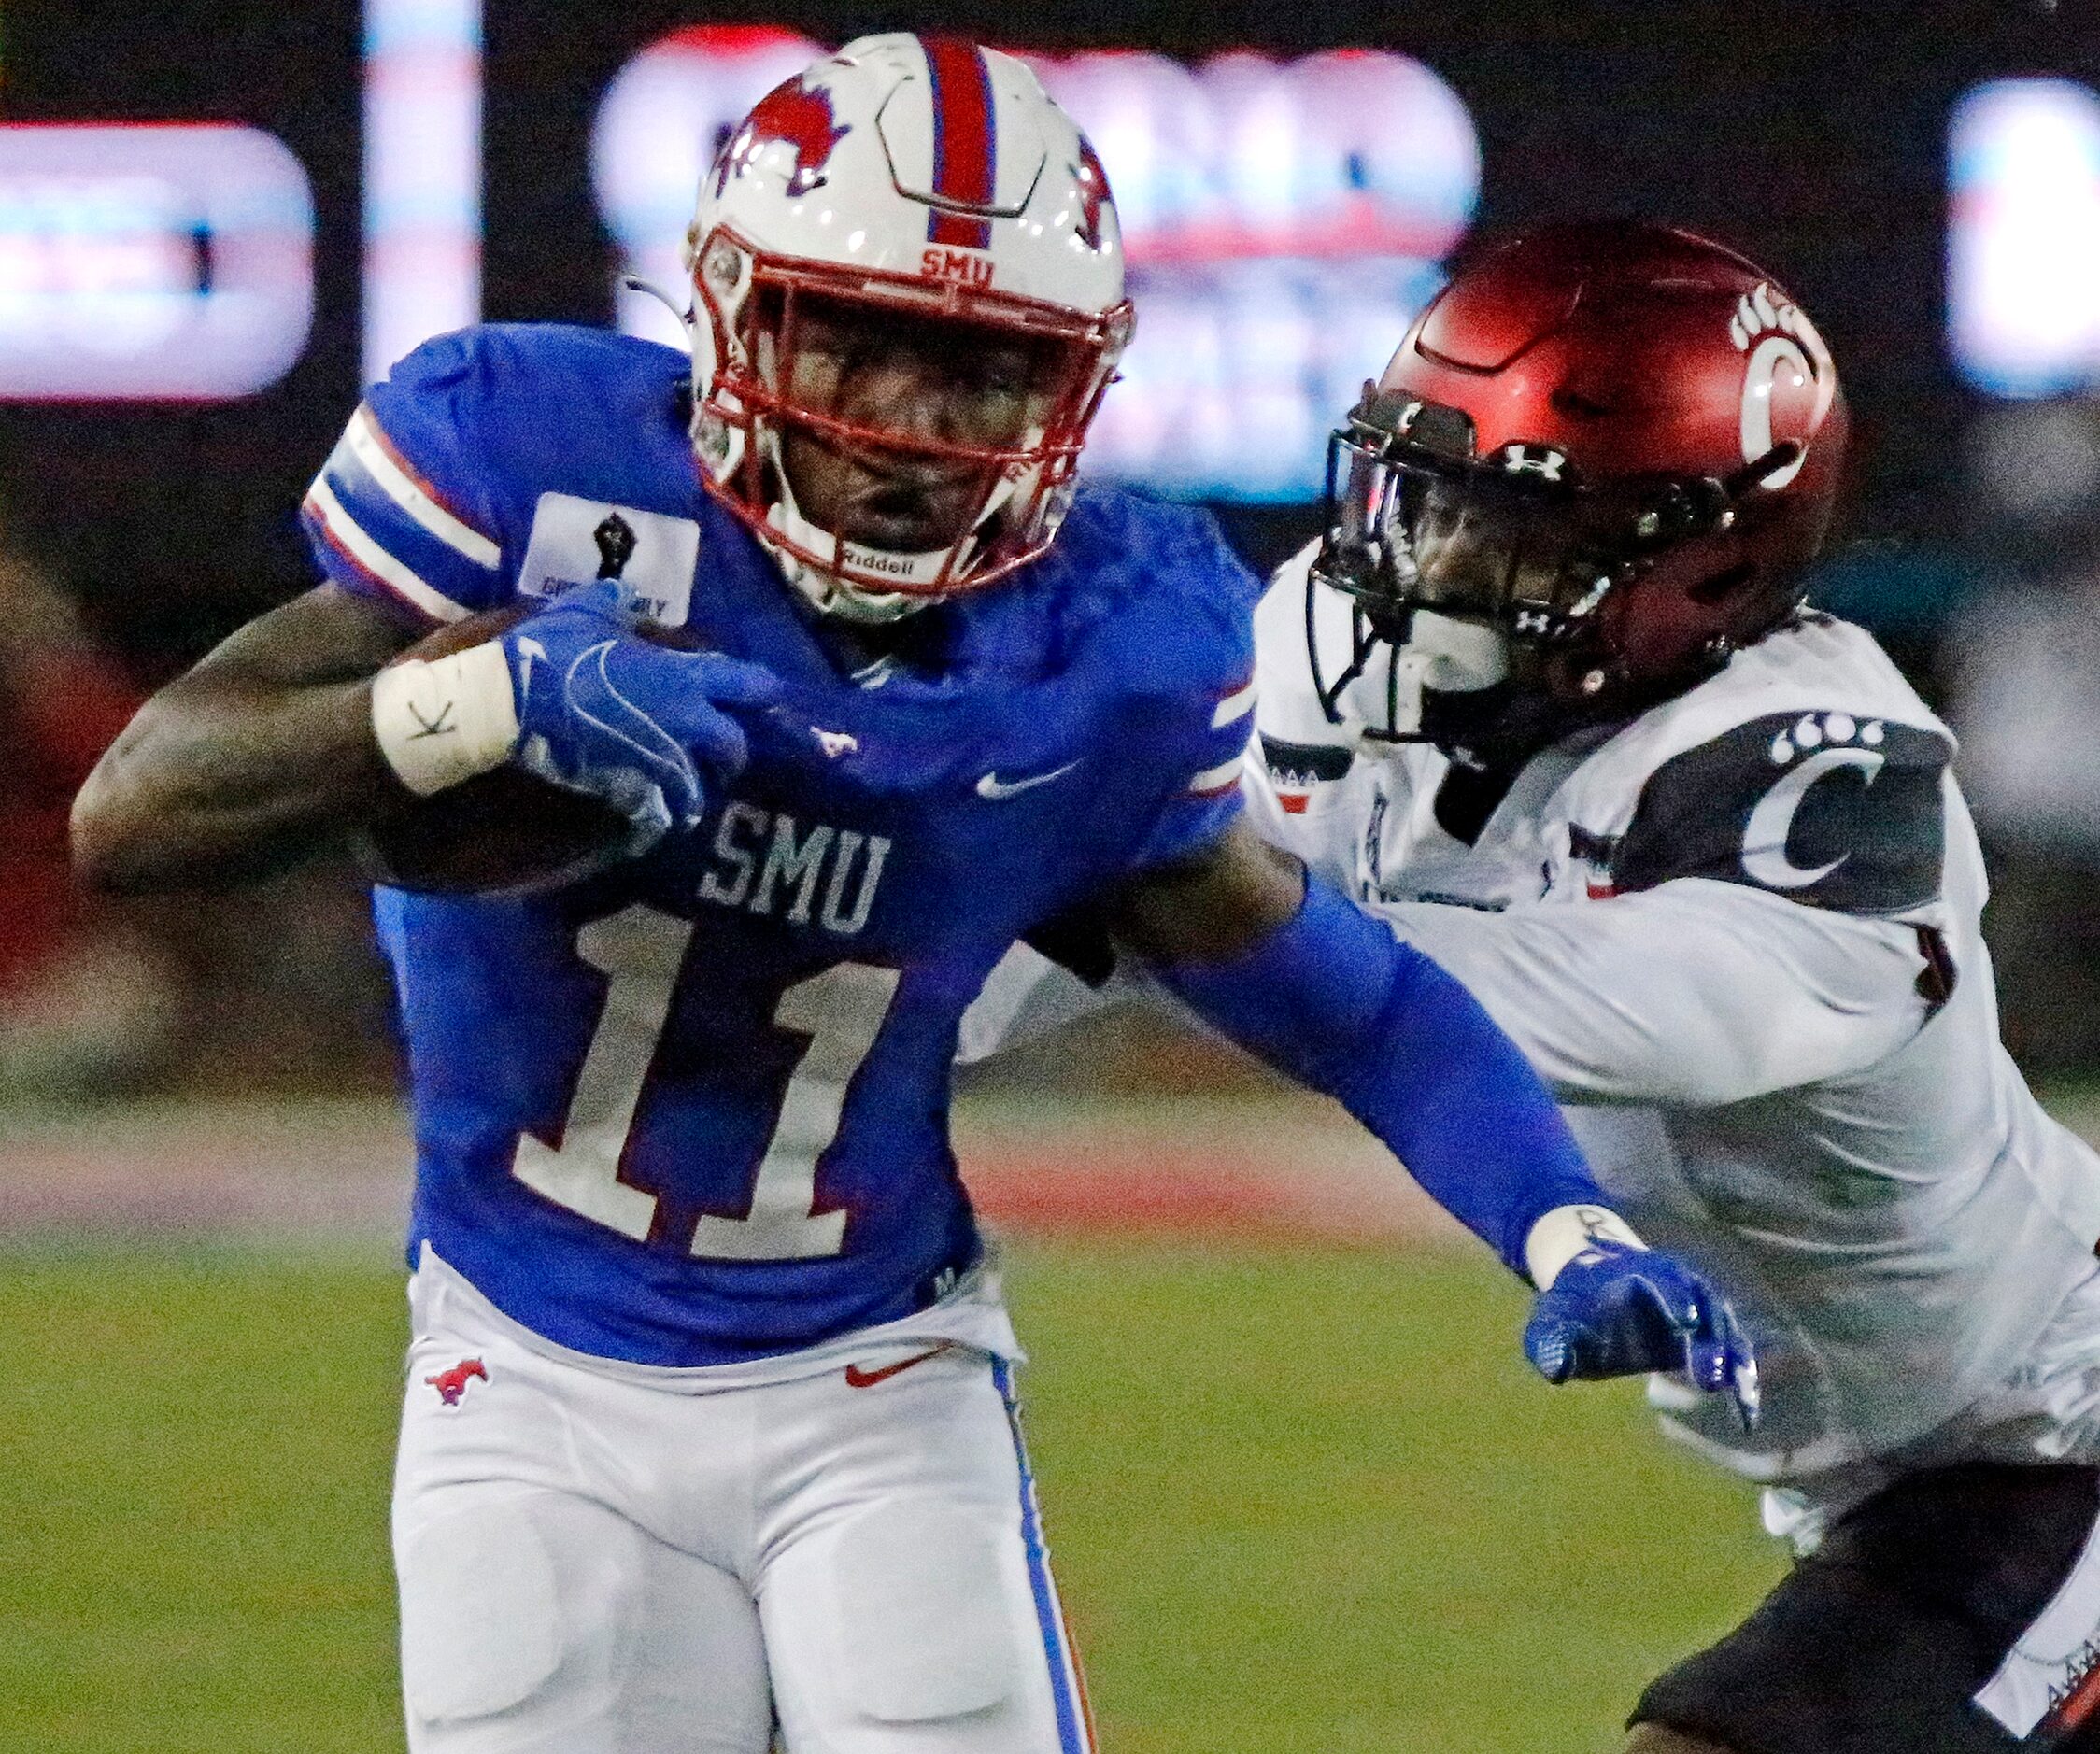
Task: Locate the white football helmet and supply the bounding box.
[684,33,1133,621]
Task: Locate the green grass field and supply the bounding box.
[0,1238,1781,1754]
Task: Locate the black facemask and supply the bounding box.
[1307,389,1798,759]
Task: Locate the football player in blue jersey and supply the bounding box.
[75,36,1753,1754]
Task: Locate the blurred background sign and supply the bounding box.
[1949,78,2100,400]
[0,124,314,400]
[362,0,482,386]
[590,28,1481,500]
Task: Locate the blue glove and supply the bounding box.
[503,582,781,850]
[1524,1238,1761,1430]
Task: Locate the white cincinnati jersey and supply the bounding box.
[1245,543,2100,1529]
[962,545,2100,1538]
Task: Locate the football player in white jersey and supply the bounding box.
[968,222,2100,1753]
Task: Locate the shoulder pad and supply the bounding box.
[1611,710,1951,914]
[311,324,706,624]
[375,324,688,471]
[1059,491,1257,699]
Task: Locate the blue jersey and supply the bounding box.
[304,324,1259,1366]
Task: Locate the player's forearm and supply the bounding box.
[72,669,404,892]
[1147,876,1609,1277]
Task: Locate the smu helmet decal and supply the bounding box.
[717,76,851,199]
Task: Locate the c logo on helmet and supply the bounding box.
[1730,283,1834,492]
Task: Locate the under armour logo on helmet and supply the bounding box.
[1498,444,1568,482]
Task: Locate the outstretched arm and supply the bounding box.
[1106,821,1600,1276]
[1106,822,1759,1419]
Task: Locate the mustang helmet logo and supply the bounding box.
[717,77,850,199]
[1071,141,1112,251]
[425,1357,488,1407]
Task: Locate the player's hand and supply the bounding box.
[501,581,782,849]
[1524,1235,1761,1430]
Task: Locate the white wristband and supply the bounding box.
[1525,1203,1645,1290]
[370,641,520,797]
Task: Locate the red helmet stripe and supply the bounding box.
[922,36,994,249]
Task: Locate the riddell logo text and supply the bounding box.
[921,248,993,289]
[840,544,925,579]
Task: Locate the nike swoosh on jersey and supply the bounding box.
[975,761,1080,800]
[844,1342,957,1388]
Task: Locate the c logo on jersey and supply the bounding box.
[1744,714,1884,889]
[1611,709,1949,914]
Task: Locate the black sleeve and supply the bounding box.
[1609,711,1951,915]
[1022,902,1120,989]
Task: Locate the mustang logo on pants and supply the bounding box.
[426,1357,489,1407]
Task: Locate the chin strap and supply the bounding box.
[1416,680,1579,771]
[758,426,938,624]
[750,419,1045,624]
[751,416,1057,626]
[1380,610,1510,738]
[765,503,938,625]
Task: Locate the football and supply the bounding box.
[356,603,693,894]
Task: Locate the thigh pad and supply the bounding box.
[399,1498,563,1727]
[832,1500,1017,1723]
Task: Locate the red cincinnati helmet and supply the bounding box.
[1312,220,1849,737]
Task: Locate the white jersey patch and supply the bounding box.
[518,491,699,628]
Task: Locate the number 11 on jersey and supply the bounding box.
[512,907,901,1260]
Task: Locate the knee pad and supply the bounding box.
[830,1501,1018,1723]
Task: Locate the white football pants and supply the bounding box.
[393,1260,1095,1754]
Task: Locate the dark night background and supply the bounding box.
[1,0,2098,1095]
[3,0,2094,676]
[10,23,2100,1741]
